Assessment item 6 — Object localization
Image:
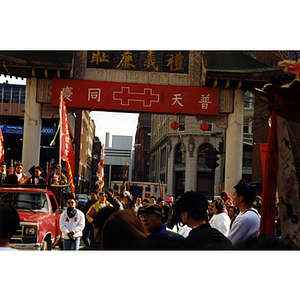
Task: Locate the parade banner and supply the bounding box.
[96,144,105,193]
[60,94,75,197]
[0,126,4,163]
[258,66,300,247]
[52,78,219,116]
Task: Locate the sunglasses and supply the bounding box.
[67,201,75,205]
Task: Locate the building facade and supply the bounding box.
[149,91,255,199]
[104,133,133,189]
[0,81,97,193]
[74,109,95,194]
[132,113,151,182]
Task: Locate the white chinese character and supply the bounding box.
[88,88,101,102]
[171,94,184,107]
[62,86,73,102]
[199,94,211,109]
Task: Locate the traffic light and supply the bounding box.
[218,141,224,154]
[211,148,220,169]
[204,148,219,169]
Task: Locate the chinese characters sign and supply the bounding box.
[87,51,189,73]
[52,78,219,115]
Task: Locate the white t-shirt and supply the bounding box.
[209,212,231,236]
[227,208,261,245]
[0,247,18,251]
[168,223,192,238]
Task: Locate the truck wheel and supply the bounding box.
[41,239,51,251]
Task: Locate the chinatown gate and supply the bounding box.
[0,51,287,196]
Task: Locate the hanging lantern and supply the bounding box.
[170,121,179,130]
[200,123,209,131]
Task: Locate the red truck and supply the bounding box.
[0,186,63,250]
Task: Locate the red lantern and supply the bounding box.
[200,123,209,131]
[170,121,179,130]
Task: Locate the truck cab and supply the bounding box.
[0,186,63,250]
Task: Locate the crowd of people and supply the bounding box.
[73,179,298,250]
[0,161,298,251]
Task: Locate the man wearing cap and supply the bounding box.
[138,204,167,234]
[27,166,46,185]
[48,164,68,186]
[0,162,6,185]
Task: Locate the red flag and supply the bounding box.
[0,126,4,163]
[59,93,75,197]
[96,144,105,193]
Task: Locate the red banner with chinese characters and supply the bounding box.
[60,94,75,197]
[0,127,4,163]
[52,78,219,115]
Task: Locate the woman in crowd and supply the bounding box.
[80,206,119,250]
[209,198,231,237]
[100,210,149,249]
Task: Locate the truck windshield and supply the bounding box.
[0,192,49,212]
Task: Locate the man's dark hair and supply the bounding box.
[212,198,225,213]
[142,199,149,204]
[0,203,20,239]
[229,205,237,214]
[180,191,208,221]
[15,162,22,167]
[234,182,255,205]
[107,188,114,194]
[93,206,118,236]
[150,195,157,200]
[0,162,6,166]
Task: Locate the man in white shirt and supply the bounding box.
[227,180,260,246]
[134,197,142,212]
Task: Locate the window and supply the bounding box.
[178,116,185,131]
[244,91,254,109]
[243,118,253,134]
[175,143,186,164]
[152,155,156,172]
[243,144,253,167]
[198,143,213,165]
[160,147,166,168]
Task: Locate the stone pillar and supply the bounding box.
[224,89,244,196]
[22,78,42,174]
[166,139,175,197]
[185,137,197,192]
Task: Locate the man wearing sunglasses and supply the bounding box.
[60,198,85,250]
[14,162,28,184]
[26,166,46,185]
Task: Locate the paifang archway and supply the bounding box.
[0,50,290,196]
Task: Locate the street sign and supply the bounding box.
[51,78,219,116]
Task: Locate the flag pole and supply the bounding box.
[59,91,62,182]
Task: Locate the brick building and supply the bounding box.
[132,114,151,182]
